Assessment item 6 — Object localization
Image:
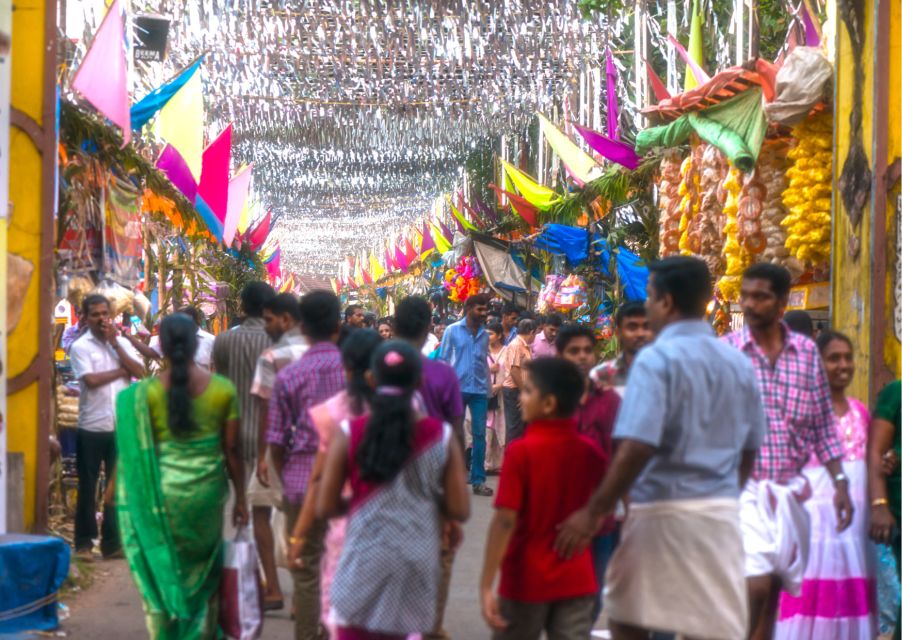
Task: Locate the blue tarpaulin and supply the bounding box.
[0,534,70,633]
[532,224,649,301]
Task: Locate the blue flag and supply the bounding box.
[130,57,203,130]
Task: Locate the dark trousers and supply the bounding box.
[75,429,120,554]
[285,500,328,640]
[493,595,594,640]
[591,527,621,622]
[502,387,524,442]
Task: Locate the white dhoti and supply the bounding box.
[739,477,811,595]
[604,498,748,640]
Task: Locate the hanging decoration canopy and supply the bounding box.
[62,0,632,275]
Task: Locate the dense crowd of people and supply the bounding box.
[66,256,900,640]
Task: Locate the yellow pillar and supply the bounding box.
[831,0,902,402]
[8,0,56,530]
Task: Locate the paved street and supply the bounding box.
[63,479,501,639]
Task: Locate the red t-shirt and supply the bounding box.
[495,418,607,602]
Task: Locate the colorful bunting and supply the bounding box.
[131,57,203,130]
[488,183,538,227]
[157,60,204,178]
[499,159,560,210]
[71,0,130,145]
[155,144,197,202]
[431,223,452,254]
[224,165,253,247]
[450,201,479,232]
[645,60,672,102]
[537,113,601,185]
[197,125,233,229]
[571,123,642,170]
[419,221,436,255]
[605,48,620,141]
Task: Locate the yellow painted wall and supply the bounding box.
[831,0,901,402]
[8,0,49,528]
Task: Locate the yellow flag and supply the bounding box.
[537,113,601,184]
[684,0,704,91]
[500,159,560,210]
[156,69,204,179]
[369,253,385,281]
[431,223,452,253]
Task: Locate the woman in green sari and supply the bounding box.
[116,313,248,639]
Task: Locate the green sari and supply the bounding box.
[116,375,239,640]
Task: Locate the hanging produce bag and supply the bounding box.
[220,527,263,640]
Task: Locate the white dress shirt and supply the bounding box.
[69,331,140,432]
[149,328,216,370]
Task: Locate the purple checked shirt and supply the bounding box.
[266,342,345,504]
[724,324,842,483]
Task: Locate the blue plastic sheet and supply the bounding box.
[0,535,70,633]
[532,224,648,301]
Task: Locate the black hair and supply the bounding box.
[264,292,302,322]
[524,357,584,417]
[486,321,504,336]
[344,305,363,322]
[555,323,596,354]
[82,294,111,316]
[299,290,341,341]
[545,313,564,328]
[159,313,199,436]
[816,329,853,354]
[517,318,536,334]
[742,263,792,299]
[614,301,647,327]
[377,317,393,328]
[393,296,433,340]
[341,328,382,416]
[647,256,712,318]
[363,312,377,328]
[465,293,491,309]
[784,310,814,338]
[241,281,276,318]
[356,341,422,484]
[501,301,520,316]
[176,306,204,328]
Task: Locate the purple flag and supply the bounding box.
[439,219,455,242]
[800,2,821,47]
[605,48,620,141]
[571,123,641,171]
[156,144,197,202]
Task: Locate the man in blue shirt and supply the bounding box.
[555,256,767,640]
[500,301,521,346]
[440,293,493,496]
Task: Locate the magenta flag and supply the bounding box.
[439,219,454,243]
[571,123,641,171]
[394,245,409,272]
[605,48,620,141]
[71,0,130,145]
[403,237,418,263]
[800,2,821,47]
[384,248,395,272]
[155,144,197,202]
[420,222,436,253]
[224,165,252,247]
[247,211,271,251]
[198,124,233,224]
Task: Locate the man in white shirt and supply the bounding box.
[69,294,144,559]
[148,306,215,369]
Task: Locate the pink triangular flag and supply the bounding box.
[667,34,711,88]
[198,124,232,224]
[223,165,252,247]
[71,0,130,145]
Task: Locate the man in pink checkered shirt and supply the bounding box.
[725,263,853,640]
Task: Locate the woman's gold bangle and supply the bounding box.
[872,498,889,507]
[289,536,305,546]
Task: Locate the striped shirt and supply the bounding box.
[213,317,272,463]
[724,324,842,482]
[250,328,308,401]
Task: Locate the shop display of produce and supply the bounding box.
[717,167,750,302]
[677,144,703,256]
[657,150,684,256]
[686,144,728,277]
[780,112,833,269]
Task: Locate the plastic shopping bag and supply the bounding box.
[271,508,290,569]
[220,527,263,640]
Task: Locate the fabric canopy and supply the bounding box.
[472,236,541,304]
[635,87,767,172]
[499,159,560,210]
[532,224,649,301]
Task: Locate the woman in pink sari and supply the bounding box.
[288,329,382,636]
[776,330,876,639]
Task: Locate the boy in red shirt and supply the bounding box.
[480,357,607,639]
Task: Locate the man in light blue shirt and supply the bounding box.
[440,293,493,496]
[556,257,767,640]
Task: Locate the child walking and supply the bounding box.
[317,340,470,640]
[480,357,608,640]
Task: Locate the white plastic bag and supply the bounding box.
[220,527,263,640]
